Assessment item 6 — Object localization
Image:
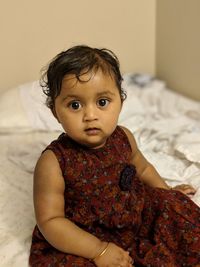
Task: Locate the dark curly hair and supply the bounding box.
[40,45,126,110]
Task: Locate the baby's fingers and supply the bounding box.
[173,184,196,195]
[121,251,134,267]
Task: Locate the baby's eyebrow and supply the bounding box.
[96,90,116,97]
[61,95,79,102]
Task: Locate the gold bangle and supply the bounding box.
[91,242,109,261]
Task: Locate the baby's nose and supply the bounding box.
[83,105,98,121]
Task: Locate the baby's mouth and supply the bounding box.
[85,128,100,135]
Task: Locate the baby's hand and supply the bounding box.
[172,184,196,195]
[94,242,134,267]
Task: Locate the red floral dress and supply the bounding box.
[29,126,200,267]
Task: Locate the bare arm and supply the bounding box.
[34,150,105,260]
[121,126,169,189]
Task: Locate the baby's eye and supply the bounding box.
[97,99,110,107]
[69,101,81,110]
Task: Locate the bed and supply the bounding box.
[0,74,200,266]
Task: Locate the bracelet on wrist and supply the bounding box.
[91,242,109,262]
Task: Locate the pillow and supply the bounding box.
[0,86,31,133]
[0,81,62,133]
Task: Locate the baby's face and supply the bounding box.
[54,69,122,149]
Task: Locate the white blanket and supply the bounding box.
[0,76,200,266]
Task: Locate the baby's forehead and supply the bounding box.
[60,70,118,98]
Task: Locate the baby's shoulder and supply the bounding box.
[118,125,137,153]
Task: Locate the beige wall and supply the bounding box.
[156,0,200,101]
[0,0,156,92]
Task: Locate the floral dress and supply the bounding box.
[29,126,200,267]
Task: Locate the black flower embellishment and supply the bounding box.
[119,164,136,191]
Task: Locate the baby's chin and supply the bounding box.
[80,139,107,149]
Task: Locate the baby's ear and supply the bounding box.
[52,107,60,123]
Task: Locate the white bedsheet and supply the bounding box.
[0,76,200,266]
